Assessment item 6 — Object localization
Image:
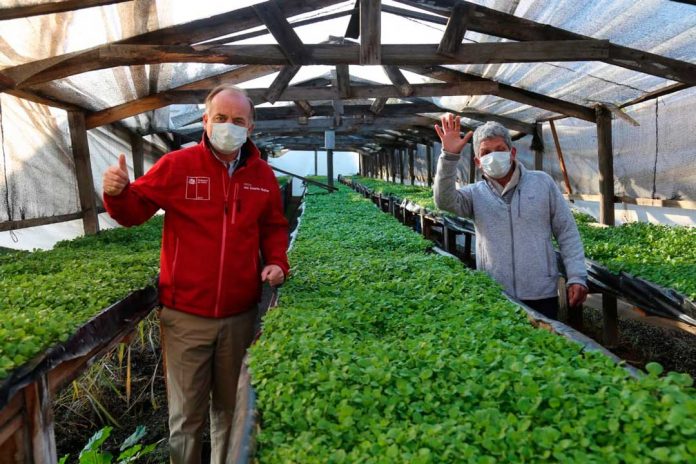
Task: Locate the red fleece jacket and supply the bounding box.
[103,139,289,318]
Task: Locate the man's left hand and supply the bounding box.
[261,265,285,287]
[568,284,588,307]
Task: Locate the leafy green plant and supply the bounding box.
[0,217,163,381]
[58,425,159,464]
[249,184,696,463]
[346,176,696,300]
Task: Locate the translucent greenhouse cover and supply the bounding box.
[0,0,695,229]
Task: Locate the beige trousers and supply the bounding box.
[159,306,256,464]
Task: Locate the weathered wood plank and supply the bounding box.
[86,65,279,128]
[437,2,471,56]
[397,0,696,85]
[382,65,413,96]
[404,64,596,122]
[596,105,615,226]
[549,120,572,194]
[0,0,129,20]
[293,100,314,116]
[265,65,301,104]
[130,133,144,179]
[360,0,381,64]
[370,97,388,114]
[67,111,99,235]
[335,64,351,99]
[253,0,308,65]
[10,41,610,88]
[24,375,56,464]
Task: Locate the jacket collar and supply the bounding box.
[200,134,261,170]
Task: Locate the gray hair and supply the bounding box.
[472,121,512,157]
[205,84,256,122]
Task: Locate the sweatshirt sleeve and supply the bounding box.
[547,176,587,288]
[103,155,172,227]
[260,175,290,277]
[433,151,474,218]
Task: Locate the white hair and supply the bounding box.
[472,121,512,157]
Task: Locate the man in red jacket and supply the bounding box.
[103,85,289,464]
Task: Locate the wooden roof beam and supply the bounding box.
[403,64,596,122]
[265,65,301,104]
[0,0,129,20]
[3,41,611,88]
[185,81,500,103]
[86,64,280,129]
[437,2,471,57]
[382,65,413,97]
[293,100,315,116]
[360,0,381,64]
[395,0,696,85]
[335,65,351,99]
[252,0,308,65]
[0,0,344,89]
[370,97,388,115]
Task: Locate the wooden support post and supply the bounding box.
[391,149,396,183]
[531,122,544,171]
[313,149,318,176]
[399,148,404,184]
[360,0,381,65]
[603,294,619,348]
[359,153,364,176]
[443,225,458,255]
[327,148,334,189]
[370,97,387,115]
[25,374,56,464]
[596,105,615,226]
[463,232,473,265]
[549,120,572,194]
[408,145,415,185]
[335,64,351,99]
[420,212,432,240]
[67,111,99,235]
[426,144,433,187]
[130,132,144,179]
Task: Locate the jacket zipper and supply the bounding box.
[215,171,233,317]
[171,237,180,307]
[508,202,518,298]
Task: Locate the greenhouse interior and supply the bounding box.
[1,0,695,462]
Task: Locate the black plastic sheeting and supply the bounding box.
[0,284,158,410]
[343,177,696,328]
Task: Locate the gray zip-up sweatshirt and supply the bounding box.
[433,154,587,300]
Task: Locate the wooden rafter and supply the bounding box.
[370,97,388,115]
[252,0,308,65]
[0,0,344,90]
[360,0,381,64]
[335,65,351,99]
[86,64,280,129]
[178,81,499,104]
[0,0,129,20]
[293,100,314,116]
[265,65,301,104]
[2,41,612,88]
[382,66,413,97]
[437,2,471,57]
[403,64,596,122]
[394,0,696,85]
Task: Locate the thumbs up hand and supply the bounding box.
[103,154,130,196]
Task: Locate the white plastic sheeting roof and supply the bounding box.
[1,0,693,132]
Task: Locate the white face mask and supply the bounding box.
[479,150,512,179]
[209,123,248,154]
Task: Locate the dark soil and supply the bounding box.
[580,306,696,378]
[54,312,172,463]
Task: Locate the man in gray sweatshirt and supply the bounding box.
[433,114,587,319]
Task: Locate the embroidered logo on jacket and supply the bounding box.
[185,176,211,200]
[243,183,269,193]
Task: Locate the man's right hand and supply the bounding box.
[434,113,473,155]
[103,154,130,196]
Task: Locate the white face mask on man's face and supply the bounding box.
[479,150,512,179]
[209,123,248,154]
